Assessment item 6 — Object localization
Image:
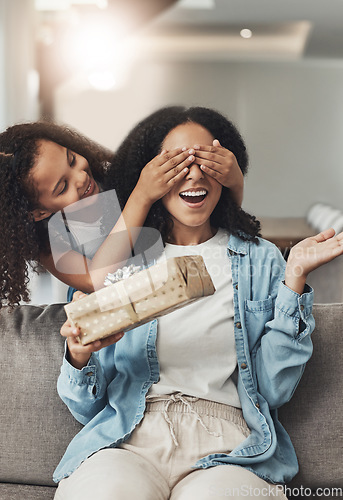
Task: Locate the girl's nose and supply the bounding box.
[185,163,204,181]
[74,170,88,193]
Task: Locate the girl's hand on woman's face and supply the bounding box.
[61,291,124,370]
[285,228,343,294]
[136,148,195,204]
[193,139,244,206]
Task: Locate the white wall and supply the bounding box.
[55,58,343,218]
[0,0,39,130]
[236,61,343,217]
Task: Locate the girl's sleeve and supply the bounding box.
[56,344,115,425]
[253,251,315,410]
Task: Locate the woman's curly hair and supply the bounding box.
[108,106,261,244]
[0,121,112,308]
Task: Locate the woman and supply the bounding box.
[54,107,343,499]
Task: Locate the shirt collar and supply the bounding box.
[226,233,249,255]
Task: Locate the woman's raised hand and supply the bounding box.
[135,148,194,205]
[285,228,343,294]
[61,291,125,370]
[192,139,244,206]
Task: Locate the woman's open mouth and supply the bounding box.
[179,189,208,207]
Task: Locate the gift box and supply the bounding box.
[64,255,215,345]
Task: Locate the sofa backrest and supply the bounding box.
[278,303,343,490]
[0,304,82,487]
[0,302,342,488]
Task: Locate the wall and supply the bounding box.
[55,58,343,218]
[0,0,39,130]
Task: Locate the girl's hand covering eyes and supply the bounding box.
[193,139,244,206]
[136,148,195,204]
[61,291,124,370]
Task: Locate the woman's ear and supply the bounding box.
[31,208,52,222]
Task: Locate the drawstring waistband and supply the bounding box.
[145,393,223,446]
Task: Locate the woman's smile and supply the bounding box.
[179,188,208,207]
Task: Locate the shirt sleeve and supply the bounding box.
[56,343,113,425]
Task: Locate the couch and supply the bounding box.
[0,302,342,499]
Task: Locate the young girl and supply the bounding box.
[0,119,243,307]
[54,107,343,499]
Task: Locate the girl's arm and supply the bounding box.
[193,139,244,206]
[254,229,343,409]
[40,148,195,292]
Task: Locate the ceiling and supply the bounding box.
[136,0,343,61]
[35,0,343,117]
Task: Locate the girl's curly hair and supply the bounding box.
[108,106,261,244]
[0,121,112,308]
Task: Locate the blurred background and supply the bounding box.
[1,0,342,303]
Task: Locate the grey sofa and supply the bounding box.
[1,302,342,499]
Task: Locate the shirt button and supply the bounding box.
[255,402,260,409]
[235,322,242,329]
[86,372,94,377]
[300,305,304,311]
[235,284,238,290]
[240,362,247,369]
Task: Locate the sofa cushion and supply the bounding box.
[278,303,343,489]
[0,304,82,487]
[0,483,56,500]
[1,302,342,489]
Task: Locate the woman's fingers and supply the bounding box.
[312,227,336,242]
[72,290,87,301]
[90,331,125,351]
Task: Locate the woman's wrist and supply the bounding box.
[284,273,307,295]
[284,257,307,295]
[66,345,91,370]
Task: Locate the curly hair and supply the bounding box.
[0,121,112,308]
[108,106,261,244]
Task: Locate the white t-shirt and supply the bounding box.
[149,228,241,408]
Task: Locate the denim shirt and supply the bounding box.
[54,235,314,484]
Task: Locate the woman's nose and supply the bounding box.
[185,163,204,181]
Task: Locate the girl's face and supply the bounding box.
[161,122,222,244]
[30,140,100,221]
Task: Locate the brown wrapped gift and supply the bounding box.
[64,255,215,345]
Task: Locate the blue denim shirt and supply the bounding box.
[54,235,314,484]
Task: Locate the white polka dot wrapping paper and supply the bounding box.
[64,256,215,345]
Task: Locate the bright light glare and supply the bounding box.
[88,71,116,91]
[69,23,117,71]
[178,0,215,8]
[35,0,108,10]
[71,0,108,8]
[240,28,253,39]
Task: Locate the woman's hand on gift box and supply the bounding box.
[61,291,125,370]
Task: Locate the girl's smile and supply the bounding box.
[161,123,222,245]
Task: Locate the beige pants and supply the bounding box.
[55,394,287,500]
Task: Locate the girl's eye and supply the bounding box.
[70,153,76,166]
[59,181,67,195]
